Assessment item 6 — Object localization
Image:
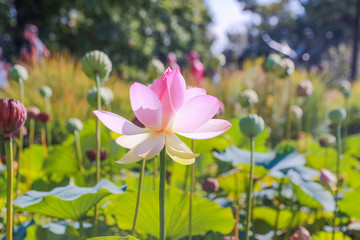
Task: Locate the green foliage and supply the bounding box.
[313,231,352,240]
[104,188,234,239]
[87,237,138,240]
[339,187,360,220]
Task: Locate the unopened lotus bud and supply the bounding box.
[27,107,40,119]
[10,64,28,82]
[87,87,114,108]
[290,105,303,119]
[1,155,6,165]
[289,226,313,240]
[82,50,112,82]
[319,134,336,148]
[13,126,28,138]
[202,178,219,193]
[239,114,265,138]
[66,118,83,134]
[39,86,53,98]
[86,148,108,162]
[239,89,259,106]
[320,169,337,191]
[329,108,346,125]
[291,132,304,141]
[297,80,313,97]
[0,99,27,137]
[36,112,51,123]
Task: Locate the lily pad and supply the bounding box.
[87,237,137,240]
[13,178,127,219]
[104,188,234,239]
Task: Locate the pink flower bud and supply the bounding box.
[0,99,27,137]
[27,107,40,119]
[36,112,51,123]
[202,178,219,193]
[320,168,337,190]
[289,227,313,240]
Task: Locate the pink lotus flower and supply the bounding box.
[94,68,231,165]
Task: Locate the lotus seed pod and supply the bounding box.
[0,99,27,137]
[202,178,219,193]
[239,114,265,138]
[264,53,282,71]
[82,50,112,82]
[280,58,295,76]
[320,169,337,191]
[329,108,346,124]
[290,105,303,119]
[297,80,313,97]
[10,64,28,82]
[239,89,259,106]
[39,85,53,98]
[87,86,114,107]
[66,118,83,133]
[27,107,40,119]
[319,134,336,148]
[338,80,351,99]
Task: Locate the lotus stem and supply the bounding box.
[28,118,35,188]
[5,135,14,240]
[132,159,146,236]
[245,136,255,240]
[273,177,285,239]
[234,169,239,240]
[332,124,342,240]
[159,147,166,240]
[41,127,48,157]
[74,130,85,173]
[44,97,52,145]
[285,76,293,140]
[183,165,189,192]
[189,140,195,240]
[94,72,102,233]
[17,79,24,196]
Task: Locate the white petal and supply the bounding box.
[165,133,199,165]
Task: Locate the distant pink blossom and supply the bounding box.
[94,68,231,165]
[320,168,337,190]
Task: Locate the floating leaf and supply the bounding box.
[253,207,311,230]
[14,179,127,219]
[105,188,234,239]
[339,187,360,220]
[313,231,352,240]
[24,223,81,240]
[87,237,138,240]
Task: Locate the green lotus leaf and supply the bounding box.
[104,188,234,239]
[87,237,138,240]
[13,179,127,220]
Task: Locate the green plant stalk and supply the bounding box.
[79,218,85,239]
[16,128,24,196]
[285,76,293,140]
[245,137,255,240]
[132,159,146,236]
[94,72,102,233]
[332,124,342,240]
[27,118,35,188]
[183,165,189,192]
[189,140,195,240]
[44,97,52,145]
[41,127,48,157]
[159,148,166,240]
[234,170,239,240]
[273,177,285,240]
[5,136,14,240]
[74,130,85,173]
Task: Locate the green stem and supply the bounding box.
[74,131,85,173]
[44,97,51,145]
[19,78,24,103]
[159,148,166,240]
[5,136,14,240]
[333,124,342,240]
[27,118,35,188]
[285,76,293,140]
[245,137,255,240]
[189,140,195,240]
[79,218,85,239]
[16,128,24,196]
[132,159,146,236]
[94,72,102,233]
[273,177,285,239]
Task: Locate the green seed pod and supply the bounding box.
[10,64,28,82]
[39,85,53,98]
[264,53,282,71]
[82,50,112,82]
[329,108,346,125]
[239,114,265,138]
[87,86,114,108]
[66,118,83,133]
